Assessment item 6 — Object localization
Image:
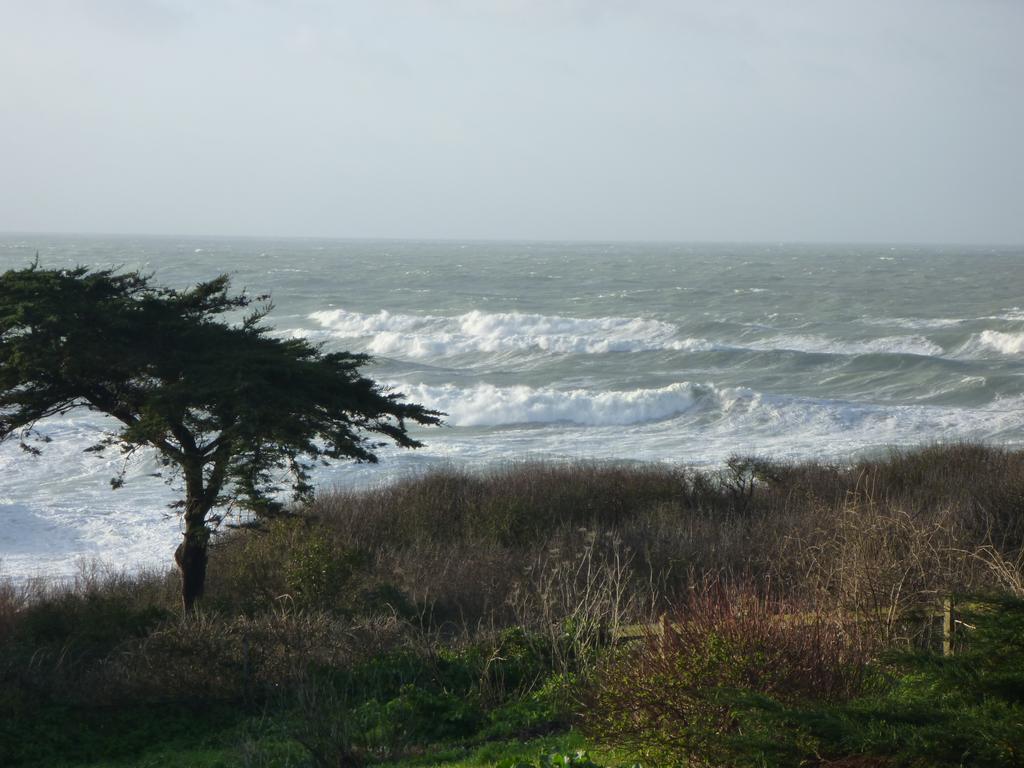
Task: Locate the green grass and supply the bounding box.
[375,731,614,768]
[49,721,600,768]
[3,692,579,768]
[2,702,256,768]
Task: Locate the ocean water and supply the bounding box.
[1,235,1022,579]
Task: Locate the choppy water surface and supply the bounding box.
[1,236,1022,578]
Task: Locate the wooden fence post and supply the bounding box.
[942,597,954,656]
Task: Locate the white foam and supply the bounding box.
[310,308,427,336]
[0,413,182,582]
[309,308,713,358]
[392,379,1024,446]
[982,308,1024,322]
[395,381,711,427]
[306,308,949,361]
[380,383,1024,475]
[973,330,1024,356]
[860,316,966,330]
[746,334,944,357]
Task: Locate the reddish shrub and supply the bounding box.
[582,583,872,767]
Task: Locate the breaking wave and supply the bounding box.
[392,380,1024,441]
[393,381,717,426]
[954,331,1024,360]
[742,334,944,357]
[860,316,966,330]
[310,308,713,357]
[307,309,951,361]
[971,330,1024,356]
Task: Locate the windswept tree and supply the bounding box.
[0,263,441,609]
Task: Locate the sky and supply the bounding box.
[1,0,1022,243]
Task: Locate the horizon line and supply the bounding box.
[1,229,1022,250]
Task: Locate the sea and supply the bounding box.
[1,235,1022,580]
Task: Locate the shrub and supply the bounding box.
[353,684,485,750]
[251,626,570,764]
[582,584,872,767]
[498,749,628,768]
[482,673,576,739]
[586,593,1024,768]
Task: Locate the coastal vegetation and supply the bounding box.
[2,443,1023,766]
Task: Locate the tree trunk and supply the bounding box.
[176,476,211,612]
[175,521,209,612]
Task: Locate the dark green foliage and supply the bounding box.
[808,595,1024,766]
[482,674,576,739]
[0,700,248,768]
[281,628,571,761]
[353,684,486,747]
[348,628,565,749]
[0,264,440,487]
[497,749,629,768]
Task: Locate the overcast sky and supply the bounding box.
[1,0,1022,243]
